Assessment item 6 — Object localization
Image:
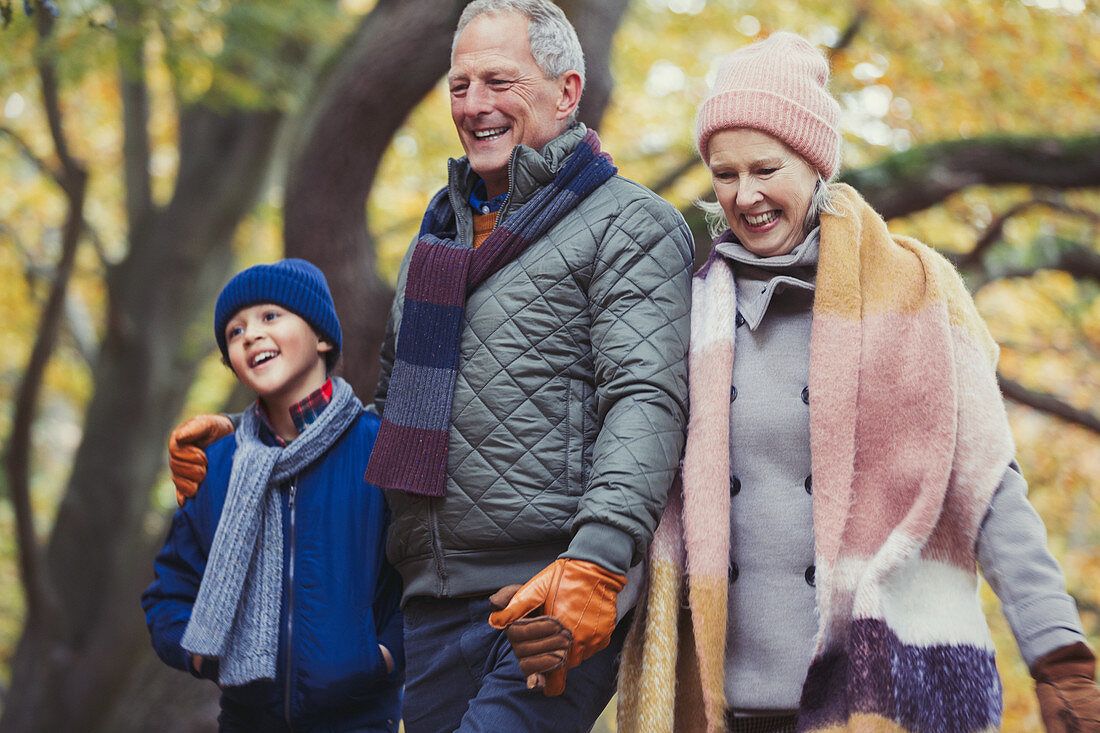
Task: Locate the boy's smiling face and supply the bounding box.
[224,303,332,411]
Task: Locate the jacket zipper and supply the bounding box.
[283,478,298,731]
[492,151,520,231]
[447,149,521,245]
[431,148,522,596]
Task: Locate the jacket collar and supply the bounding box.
[715,227,820,330]
[447,123,588,230]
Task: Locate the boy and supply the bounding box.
[142,259,403,732]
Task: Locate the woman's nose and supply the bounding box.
[736,178,763,207]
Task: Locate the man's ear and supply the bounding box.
[555,70,583,121]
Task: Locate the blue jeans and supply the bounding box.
[401,595,628,733]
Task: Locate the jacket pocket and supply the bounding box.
[565,378,596,496]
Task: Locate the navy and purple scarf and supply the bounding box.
[365,129,616,497]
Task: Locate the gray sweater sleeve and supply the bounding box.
[977,462,1085,668]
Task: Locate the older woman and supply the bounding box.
[616,32,1100,733]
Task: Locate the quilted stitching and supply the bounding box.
[377,138,692,596]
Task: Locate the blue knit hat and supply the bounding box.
[214,258,342,370]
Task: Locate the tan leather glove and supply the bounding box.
[1032,641,1100,732]
[488,558,625,696]
[489,585,574,693]
[169,414,234,506]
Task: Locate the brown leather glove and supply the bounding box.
[1032,641,1100,732]
[489,585,574,694]
[488,558,626,696]
[169,414,234,506]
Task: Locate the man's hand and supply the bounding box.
[169,414,234,505]
[488,559,625,696]
[1033,641,1100,732]
[489,585,573,693]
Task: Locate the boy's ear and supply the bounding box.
[316,338,334,354]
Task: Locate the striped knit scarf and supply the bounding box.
[365,129,616,497]
[618,184,1015,733]
[181,377,362,686]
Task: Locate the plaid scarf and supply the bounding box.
[365,129,616,497]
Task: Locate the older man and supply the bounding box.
[168,0,692,729]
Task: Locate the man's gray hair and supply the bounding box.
[452,0,586,87]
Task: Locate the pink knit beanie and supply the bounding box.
[696,32,841,180]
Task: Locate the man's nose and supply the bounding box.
[465,82,493,115]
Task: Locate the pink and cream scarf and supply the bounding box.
[618,184,1014,733]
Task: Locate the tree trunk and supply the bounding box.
[1,1,633,728]
[283,0,473,396]
[285,0,628,398]
[0,106,281,733]
[559,0,630,132]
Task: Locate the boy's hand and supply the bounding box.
[379,644,395,675]
[191,653,204,673]
[1033,641,1100,732]
[488,559,625,696]
[169,414,234,505]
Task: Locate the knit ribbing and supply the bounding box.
[365,130,617,497]
[181,377,363,686]
[214,258,342,366]
[696,32,841,179]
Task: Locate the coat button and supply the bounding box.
[730,475,741,496]
[730,384,738,401]
[729,562,739,583]
[805,565,816,587]
[801,386,810,404]
[736,312,746,327]
[804,475,812,494]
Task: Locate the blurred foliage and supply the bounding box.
[1,0,1098,729]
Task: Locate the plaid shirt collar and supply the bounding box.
[254,378,334,446]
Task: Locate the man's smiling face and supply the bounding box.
[448,11,578,199]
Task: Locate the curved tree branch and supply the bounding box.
[828,5,868,60]
[840,134,1100,220]
[998,374,1100,435]
[963,243,1100,292]
[3,0,87,633]
[951,198,1099,269]
[649,155,700,198]
[0,124,62,182]
[283,0,474,395]
[682,133,1100,260]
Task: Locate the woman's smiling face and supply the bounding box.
[707,128,820,258]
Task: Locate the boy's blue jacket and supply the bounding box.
[142,410,403,730]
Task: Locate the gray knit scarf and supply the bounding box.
[181,377,362,686]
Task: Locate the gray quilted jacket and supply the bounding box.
[375,125,693,601]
